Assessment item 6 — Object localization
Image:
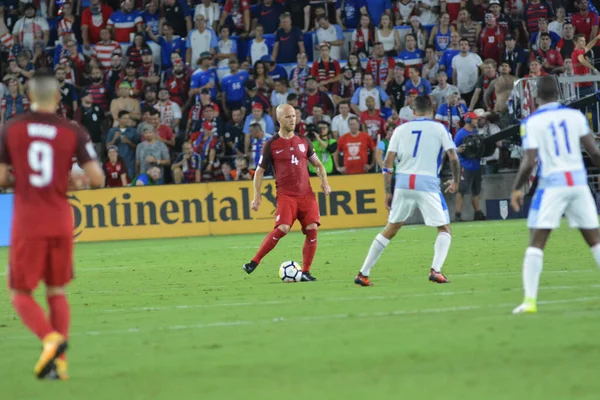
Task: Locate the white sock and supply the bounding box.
[591,244,600,269]
[359,233,390,276]
[431,232,452,272]
[523,247,544,301]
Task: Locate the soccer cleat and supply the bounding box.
[300,271,317,281]
[512,298,537,314]
[34,332,68,379]
[243,261,258,274]
[53,359,69,380]
[429,269,450,284]
[354,272,373,287]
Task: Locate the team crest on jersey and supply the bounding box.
[299,144,306,152]
[499,200,509,220]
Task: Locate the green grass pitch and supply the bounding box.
[1,220,600,400]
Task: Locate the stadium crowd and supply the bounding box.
[0,0,597,187]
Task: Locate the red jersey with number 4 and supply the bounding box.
[0,113,95,238]
[104,159,129,187]
[258,134,318,196]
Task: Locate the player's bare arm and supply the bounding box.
[383,150,396,210]
[309,157,332,195]
[252,165,266,211]
[581,134,600,167]
[82,161,105,188]
[444,148,460,194]
[0,163,12,188]
[510,148,537,212]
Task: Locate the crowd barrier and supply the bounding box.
[0,174,389,246]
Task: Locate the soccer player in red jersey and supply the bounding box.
[0,70,105,380]
[243,104,332,281]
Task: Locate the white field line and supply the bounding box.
[98,284,600,313]
[4,296,598,341]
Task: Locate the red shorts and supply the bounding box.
[275,194,320,231]
[8,236,74,291]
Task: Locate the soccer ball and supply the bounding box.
[279,261,302,282]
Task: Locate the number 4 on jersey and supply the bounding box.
[291,155,299,165]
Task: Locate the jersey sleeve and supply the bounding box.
[520,119,538,149]
[258,139,273,170]
[75,125,97,165]
[0,125,9,164]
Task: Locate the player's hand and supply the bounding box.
[385,193,393,210]
[444,180,457,194]
[511,189,524,212]
[251,196,261,211]
[321,182,331,195]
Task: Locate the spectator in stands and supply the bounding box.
[533,33,565,74]
[194,0,221,32]
[367,42,395,89]
[311,43,341,92]
[530,18,560,51]
[1,77,27,123]
[366,0,392,26]
[414,0,437,25]
[387,64,406,111]
[335,116,375,174]
[549,6,566,37]
[190,52,218,100]
[215,25,237,68]
[104,146,129,187]
[300,76,334,116]
[431,70,459,109]
[347,52,365,86]
[308,121,337,175]
[242,80,269,115]
[161,54,191,107]
[57,2,77,37]
[469,59,497,111]
[137,122,171,180]
[572,33,600,96]
[484,61,516,123]
[287,93,298,107]
[501,34,526,78]
[332,66,356,105]
[190,105,219,175]
[294,106,307,136]
[172,142,202,184]
[108,0,143,43]
[457,8,481,52]
[351,73,391,114]
[81,0,113,48]
[162,0,192,38]
[263,55,287,81]
[522,0,554,41]
[148,107,176,149]
[132,165,163,186]
[110,81,142,126]
[351,13,375,58]
[243,102,274,141]
[306,104,332,125]
[220,57,249,115]
[360,96,385,140]
[252,0,285,34]
[310,5,328,32]
[272,13,305,64]
[435,86,467,137]
[452,38,482,106]
[440,0,460,24]
[11,50,33,83]
[223,108,244,156]
[316,16,344,61]
[126,33,152,68]
[438,30,460,83]
[56,65,78,119]
[93,28,121,70]
[247,122,272,169]
[336,0,367,30]
[405,65,432,98]
[141,86,158,109]
[155,87,181,132]
[87,67,111,112]
[142,0,161,36]
[572,0,599,42]
[118,61,144,98]
[220,0,251,35]
[138,48,161,89]
[106,110,139,178]
[422,46,440,85]
[332,100,356,138]
[398,89,417,123]
[289,52,310,95]
[397,33,424,78]
[429,13,455,55]
[32,40,52,70]
[559,58,577,101]
[220,162,234,181]
[270,78,291,118]
[477,112,501,175]
[454,112,486,221]
[488,0,518,40]
[394,0,414,26]
[479,13,506,63]
[105,53,123,96]
[187,15,218,69]
[409,15,428,51]
[374,14,399,57]
[557,22,576,61]
[248,24,269,65]
[233,157,253,180]
[146,22,186,70]
[13,4,49,52]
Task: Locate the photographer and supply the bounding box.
[233,157,253,181]
[308,121,337,175]
[454,112,486,221]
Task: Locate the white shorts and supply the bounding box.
[388,189,450,227]
[527,186,599,229]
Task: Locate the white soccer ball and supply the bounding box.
[279,261,302,282]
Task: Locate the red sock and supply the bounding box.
[252,228,287,264]
[48,295,70,360]
[302,229,318,272]
[12,293,54,340]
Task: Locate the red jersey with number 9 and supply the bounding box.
[258,134,318,197]
[0,113,95,238]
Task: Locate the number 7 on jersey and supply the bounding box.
[411,130,422,157]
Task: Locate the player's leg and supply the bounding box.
[298,195,321,281]
[9,237,67,378]
[243,195,296,274]
[421,192,452,283]
[566,187,600,270]
[355,190,414,286]
[514,188,564,314]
